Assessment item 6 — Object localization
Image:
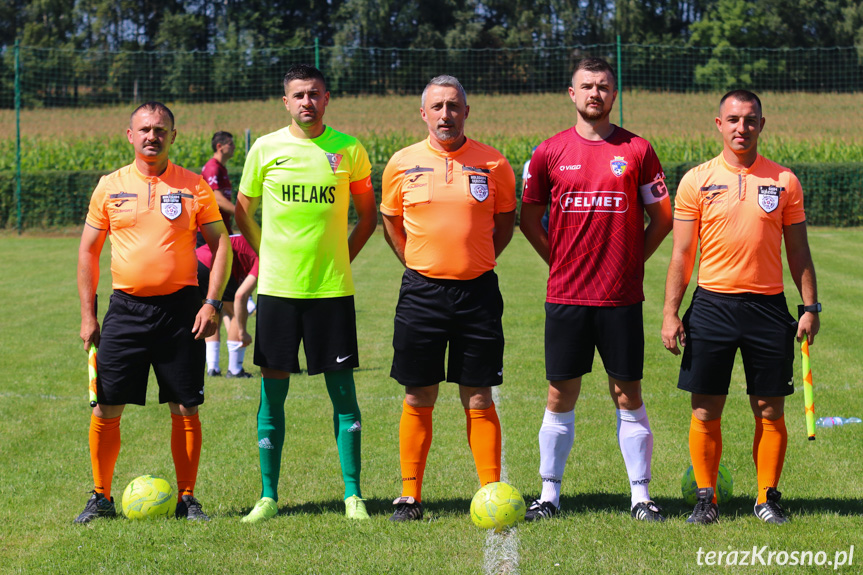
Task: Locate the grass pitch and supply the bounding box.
[1,227,862,574]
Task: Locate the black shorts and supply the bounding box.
[254,295,359,375]
[390,268,504,388]
[97,286,205,407]
[197,260,239,302]
[677,288,797,397]
[545,302,644,382]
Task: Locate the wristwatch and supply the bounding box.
[802,302,822,313]
[204,298,223,312]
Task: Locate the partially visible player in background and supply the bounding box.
[200,131,237,242]
[381,75,516,522]
[234,64,377,523]
[198,134,236,371]
[197,233,259,378]
[75,101,231,523]
[520,57,672,522]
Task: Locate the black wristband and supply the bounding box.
[797,302,821,318]
[204,298,223,312]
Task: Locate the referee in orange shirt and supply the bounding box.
[75,102,231,523]
[662,90,820,525]
[381,75,517,522]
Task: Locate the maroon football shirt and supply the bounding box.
[202,157,234,234]
[523,126,667,306]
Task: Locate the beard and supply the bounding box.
[433,125,461,143]
[577,99,611,122]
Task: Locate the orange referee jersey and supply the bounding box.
[86,162,222,296]
[381,137,517,280]
[674,154,806,295]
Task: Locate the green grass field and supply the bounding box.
[2,227,862,574]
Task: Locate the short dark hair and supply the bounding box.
[719,90,762,117]
[283,64,327,93]
[572,57,617,88]
[130,101,174,129]
[211,131,233,151]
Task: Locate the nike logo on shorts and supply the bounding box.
[337,355,353,363]
[275,158,290,166]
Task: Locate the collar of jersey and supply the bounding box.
[284,125,331,142]
[719,153,762,176]
[569,124,619,145]
[424,136,472,158]
[132,160,174,182]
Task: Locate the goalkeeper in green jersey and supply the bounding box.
[234,64,378,523]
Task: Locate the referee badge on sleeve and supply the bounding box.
[757,185,782,213]
[161,194,182,220]
[469,175,489,202]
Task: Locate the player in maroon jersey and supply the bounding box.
[202,131,237,235]
[520,57,673,522]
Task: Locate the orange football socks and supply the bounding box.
[465,405,502,486]
[89,414,121,500]
[754,415,787,504]
[398,400,434,501]
[689,414,722,503]
[171,412,202,500]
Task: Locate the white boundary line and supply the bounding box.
[483,386,520,575]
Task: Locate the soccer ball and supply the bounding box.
[470,481,526,532]
[681,464,733,505]
[121,475,177,519]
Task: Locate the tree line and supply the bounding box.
[3,0,861,52]
[2,0,862,107]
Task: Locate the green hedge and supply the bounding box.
[2,163,862,230]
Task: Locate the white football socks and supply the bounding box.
[227,340,245,374]
[206,341,220,371]
[616,404,654,508]
[538,408,575,507]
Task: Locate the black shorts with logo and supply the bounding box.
[391,268,504,388]
[254,295,359,375]
[97,286,205,407]
[677,287,797,397]
[545,302,644,382]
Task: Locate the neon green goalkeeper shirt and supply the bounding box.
[239,126,371,298]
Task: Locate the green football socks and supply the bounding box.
[257,377,290,501]
[325,369,363,499]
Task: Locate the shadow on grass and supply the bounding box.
[553,492,863,519]
[227,493,863,519]
[228,497,407,518]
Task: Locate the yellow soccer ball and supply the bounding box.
[121,475,177,519]
[470,481,526,532]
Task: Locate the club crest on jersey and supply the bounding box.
[757,185,782,213]
[160,194,182,220]
[610,156,627,177]
[325,153,343,174]
[469,175,489,202]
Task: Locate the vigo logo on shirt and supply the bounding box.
[560,191,629,213]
